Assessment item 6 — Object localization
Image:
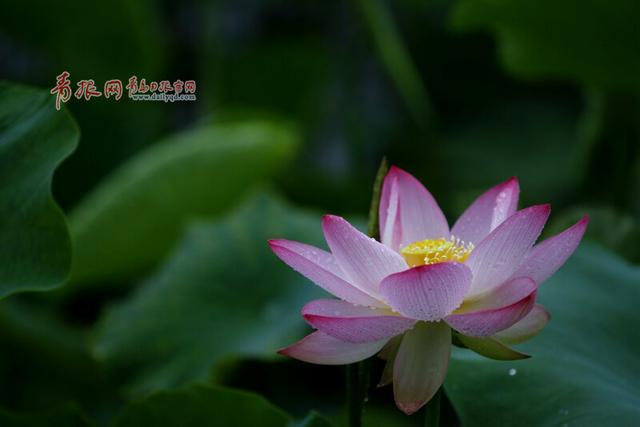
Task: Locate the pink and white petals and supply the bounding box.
[513,216,589,286]
[494,304,550,345]
[379,172,402,251]
[446,289,536,336]
[380,262,472,321]
[458,277,537,312]
[302,299,415,343]
[268,170,584,417]
[322,215,406,297]
[454,333,530,360]
[268,239,384,307]
[393,322,451,415]
[466,204,551,298]
[451,177,520,245]
[278,331,388,365]
[379,167,449,251]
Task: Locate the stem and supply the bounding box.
[347,158,389,427]
[347,359,371,427]
[425,387,442,427]
[347,364,361,427]
[578,90,640,211]
[355,0,436,133]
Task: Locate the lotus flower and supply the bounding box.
[269,167,587,414]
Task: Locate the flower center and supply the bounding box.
[400,237,474,267]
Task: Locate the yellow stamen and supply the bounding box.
[400,237,474,267]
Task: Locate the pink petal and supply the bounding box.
[268,239,384,307]
[458,277,537,312]
[393,322,451,415]
[466,204,551,298]
[451,177,519,245]
[277,331,387,365]
[445,290,536,336]
[512,216,588,286]
[379,166,449,251]
[322,215,406,297]
[379,171,402,251]
[455,333,530,360]
[494,304,550,344]
[302,299,415,343]
[379,262,472,321]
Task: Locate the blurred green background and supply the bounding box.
[0,0,639,426]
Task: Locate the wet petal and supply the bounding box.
[494,304,550,345]
[451,177,519,245]
[458,277,537,312]
[513,216,588,285]
[379,171,402,251]
[302,299,415,343]
[379,262,471,321]
[466,204,550,298]
[269,239,384,307]
[393,322,451,415]
[322,215,406,297]
[278,331,387,365]
[445,289,536,336]
[379,166,449,251]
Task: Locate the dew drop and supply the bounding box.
[508,368,517,376]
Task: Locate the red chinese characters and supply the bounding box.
[138,78,150,94]
[159,80,173,93]
[173,79,184,95]
[50,71,72,111]
[74,79,102,100]
[104,79,123,100]
[126,76,138,96]
[51,73,197,108]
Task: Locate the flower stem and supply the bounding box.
[355,0,436,133]
[347,158,389,427]
[425,387,442,427]
[347,359,371,427]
